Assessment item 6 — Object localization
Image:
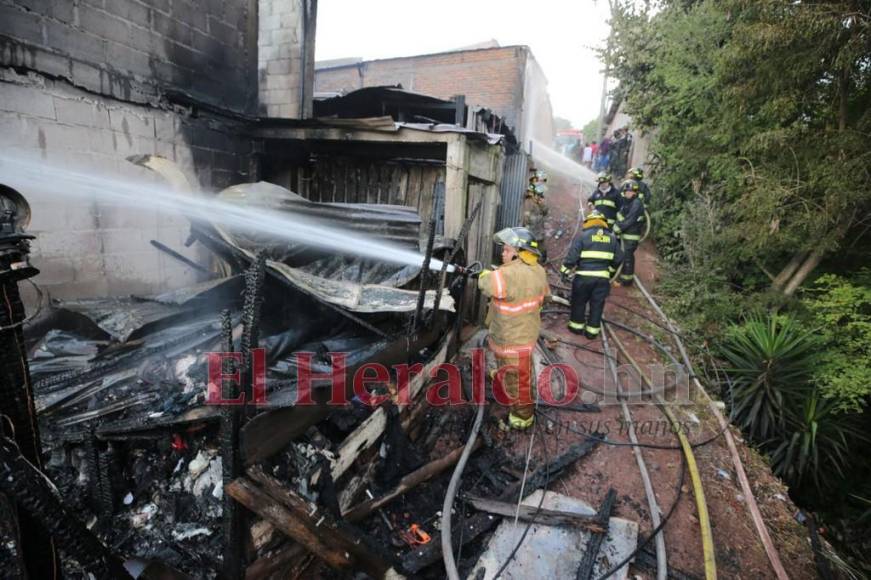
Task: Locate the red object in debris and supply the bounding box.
[171,434,187,451]
[400,524,431,546]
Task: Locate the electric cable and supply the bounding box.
[490,415,550,578]
[0,279,44,331]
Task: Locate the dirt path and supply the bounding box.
[496,173,816,579]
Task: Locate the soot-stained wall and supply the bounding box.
[0,0,264,301]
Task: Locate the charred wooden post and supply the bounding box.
[224,253,267,579]
[0,435,132,579]
[0,187,60,578]
[413,188,439,330]
[576,488,617,580]
[220,307,244,580]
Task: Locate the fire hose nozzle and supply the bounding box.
[454,262,483,277]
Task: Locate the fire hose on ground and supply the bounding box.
[633,277,789,580]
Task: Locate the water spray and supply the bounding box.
[0,154,457,274]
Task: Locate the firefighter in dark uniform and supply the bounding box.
[560,210,624,339]
[624,167,652,206]
[588,172,621,227]
[613,181,646,286]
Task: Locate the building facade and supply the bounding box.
[0,0,316,301]
[315,45,555,150]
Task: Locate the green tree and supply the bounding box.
[581,117,600,142]
[607,0,871,295]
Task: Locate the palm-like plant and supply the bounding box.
[719,315,817,442]
[767,389,865,493]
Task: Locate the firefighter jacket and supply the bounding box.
[561,224,624,279]
[588,185,621,224]
[614,196,646,241]
[478,258,549,353]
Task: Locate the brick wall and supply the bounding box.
[0,0,265,301]
[316,46,526,130]
[258,0,316,117]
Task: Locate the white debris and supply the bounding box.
[192,456,223,498]
[212,478,224,500]
[123,492,134,505]
[171,525,213,541]
[175,354,198,392]
[188,450,211,479]
[173,458,185,474]
[685,411,701,425]
[131,503,158,528]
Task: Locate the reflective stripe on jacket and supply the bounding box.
[615,196,646,238]
[587,185,621,223]
[561,225,624,277]
[478,259,549,348]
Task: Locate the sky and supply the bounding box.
[314,0,613,129]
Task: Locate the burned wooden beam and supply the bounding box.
[228,467,394,578]
[0,435,132,579]
[402,435,602,574]
[241,325,452,469]
[344,439,483,522]
[226,478,353,571]
[462,496,606,533]
[246,543,305,580]
[576,488,617,580]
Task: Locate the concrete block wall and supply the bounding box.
[316,46,527,130]
[258,0,316,118]
[0,0,267,302]
[0,0,259,113]
[0,69,252,301]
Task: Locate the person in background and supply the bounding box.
[523,168,549,262]
[590,140,599,169]
[582,143,593,168]
[609,129,631,178]
[588,172,621,228]
[478,228,549,429]
[596,136,611,172]
[613,181,646,286]
[560,210,623,340]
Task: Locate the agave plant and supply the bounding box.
[719,315,817,442]
[766,388,865,493]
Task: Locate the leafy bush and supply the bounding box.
[803,271,871,413]
[719,315,817,442]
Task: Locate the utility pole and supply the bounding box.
[596,0,616,141]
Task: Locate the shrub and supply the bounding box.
[719,315,817,442]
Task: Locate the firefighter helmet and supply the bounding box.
[628,167,644,180]
[596,172,612,184]
[585,209,608,223]
[622,180,640,192]
[494,227,541,256]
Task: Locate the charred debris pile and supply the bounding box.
[0,175,602,579]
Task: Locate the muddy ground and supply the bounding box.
[506,172,817,579]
